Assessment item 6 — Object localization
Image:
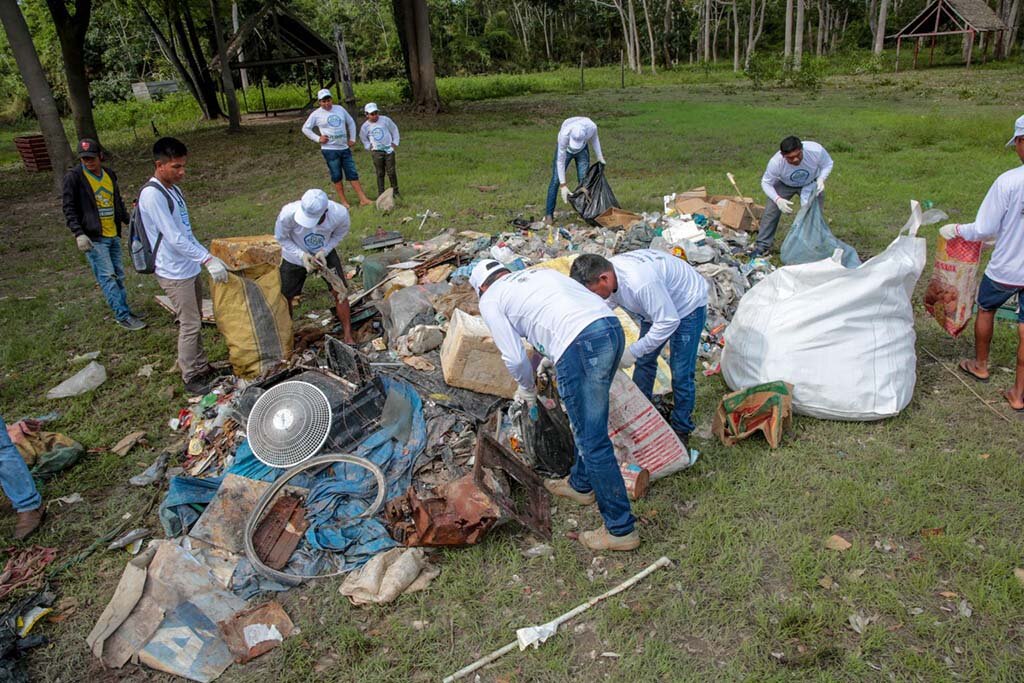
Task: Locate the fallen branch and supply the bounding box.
[921,346,1013,424]
[443,556,671,682]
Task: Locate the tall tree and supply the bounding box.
[44,0,97,141]
[392,0,440,112]
[784,0,793,60]
[872,0,888,54]
[794,0,804,68]
[209,0,240,130]
[0,0,74,189]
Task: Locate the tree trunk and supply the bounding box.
[704,0,712,61]
[140,4,205,114]
[641,0,657,73]
[232,1,249,90]
[627,0,642,72]
[794,0,804,68]
[209,0,240,130]
[873,0,889,54]
[44,0,97,141]
[867,0,877,37]
[784,0,793,60]
[662,0,672,67]
[816,0,825,55]
[732,0,740,70]
[0,0,74,188]
[334,25,357,116]
[745,0,766,67]
[395,0,440,113]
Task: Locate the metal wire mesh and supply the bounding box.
[248,381,333,468]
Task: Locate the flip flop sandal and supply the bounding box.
[1002,390,1024,412]
[958,360,990,383]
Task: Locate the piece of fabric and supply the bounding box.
[360,115,400,153]
[555,117,602,186]
[157,274,209,382]
[274,199,349,267]
[957,165,1024,286]
[556,318,635,536]
[61,165,128,240]
[0,416,42,513]
[321,148,359,182]
[632,306,706,435]
[713,381,793,448]
[760,141,833,204]
[339,547,438,605]
[0,546,57,600]
[756,181,822,250]
[279,249,346,299]
[609,249,709,359]
[159,476,224,537]
[302,105,357,151]
[976,273,1024,322]
[371,151,398,195]
[85,236,132,321]
[546,144,589,216]
[83,168,117,236]
[139,178,207,280]
[479,268,618,390]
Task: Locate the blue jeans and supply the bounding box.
[556,317,635,536]
[545,145,590,217]
[0,416,42,513]
[322,148,359,182]
[632,306,706,435]
[85,236,132,322]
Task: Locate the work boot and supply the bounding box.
[543,477,595,505]
[13,508,43,541]
[579,525,640,552]
[183,376,213,397]
[674,430,690,450]
[115,315,146,331]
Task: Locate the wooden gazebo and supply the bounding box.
[893,0,1009,70]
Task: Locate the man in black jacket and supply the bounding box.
[61,138,145,330]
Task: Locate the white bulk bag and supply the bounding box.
[721,201,927,421]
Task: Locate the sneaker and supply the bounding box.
[543,477,595,505]
[674,431,690,450]
[183,376,213,396]
[542,215,554,226]
[744,245,769,258]
[13,507,44,541]
[116,315,147,331]
[579,525,640,552]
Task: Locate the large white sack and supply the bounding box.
[721,201,927,421]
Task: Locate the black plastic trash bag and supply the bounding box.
[780,193,861,268]
[569,162,619,226]
[513,388,575,478]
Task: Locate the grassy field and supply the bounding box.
[1,64,1024,681]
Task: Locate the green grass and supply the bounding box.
[2,66,1024,681]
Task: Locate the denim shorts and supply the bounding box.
[322,148,359,182]
[977,273,1024,322]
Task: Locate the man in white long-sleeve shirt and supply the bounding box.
[749,136,834,256]
[301,89,372,208]
[544,116,606,224]
[359,102,400,197]
[942,115,1024,411]
[470,260,638,552]
[274,189,354,344]
[571,250,708,448]
[138,137,229,395]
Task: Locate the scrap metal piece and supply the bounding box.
[473,432,552,540]
[217,601,294,664]
[384,474,500,547]
[251,493,308,571]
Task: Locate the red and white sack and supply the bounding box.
[607,371,692,480]
[924,235,982,336]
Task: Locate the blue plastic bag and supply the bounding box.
[780,194,860,268]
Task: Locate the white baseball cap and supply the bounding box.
[364,102,379,114]
[567,127,587,154]
[469,259,507,295]
[316,88,333,101]
[295,189,329,228]
[1006,114,1024,147]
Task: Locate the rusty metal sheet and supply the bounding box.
[252,493,308,571]
[473,431,552,540]
[385,474,499,546]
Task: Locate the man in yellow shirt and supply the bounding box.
[61,138,145,330]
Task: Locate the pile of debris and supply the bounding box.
[88,186,774,681]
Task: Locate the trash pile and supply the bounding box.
[86,186,779,681]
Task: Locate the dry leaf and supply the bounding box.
[846,568,867,580]
[402,356,435,372]
[818,576,835,590]
[978,453,991,460]
[920,527,945,538]
[825,534,852,551]
[957,600,973,618]
[938,591,959,599]
[1014,568,1024,586]
[847,613,874,634]
[111,430,147,456]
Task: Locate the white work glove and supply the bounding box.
[514,385,537,405]
[204,256,229,283]
[301,253,317,273]
[815,177,826,194]
[597,156,606,165]
[76,235,93,252]
[537,357,554,378]
[775,197,794,214]
[314,250,328,266]
[939,224,959,241]
[619,348,636,369]
[560,185,571,205]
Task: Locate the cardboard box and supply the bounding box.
[719,200,765,231]
[209,236,282,270]
[673,197,714,216]
[440,309,518,399]
[595,207,644,230]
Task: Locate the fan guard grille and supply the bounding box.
[248,380,333,468]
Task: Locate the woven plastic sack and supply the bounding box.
[924,235,982,336]
[211,264,293,379]
[568,162,619,226]
[780,191,861,269]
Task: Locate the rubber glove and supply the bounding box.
[76,235,93,252]
[536,357,554,378]
[314,250,329,267]
[204,256,229,283]
[619,348,636,369]
[560,185,571,204]
[775,197,794,214]
[301,253,317,272]
[939,224,959,240]
[514,385,539,420]
[816,177,826,194]
[597,155,607,165]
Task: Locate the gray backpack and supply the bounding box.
[129,181,174,274]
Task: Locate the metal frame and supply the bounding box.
[892,0,1008,71]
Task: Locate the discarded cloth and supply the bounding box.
[712,381,793,448]
[159,476,224,537]
[339,547,439,605]
[0,546,57,600]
